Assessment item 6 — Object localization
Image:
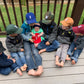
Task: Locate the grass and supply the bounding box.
[0,3,84,32]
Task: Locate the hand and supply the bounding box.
[74,48,77,50]
[45,41,50,46]
[20,48,24,52]
[29,39,34,43]
[12,59,16,63]
[7,55,11,59]
[31,33,35,36]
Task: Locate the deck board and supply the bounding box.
[0,37,84,84]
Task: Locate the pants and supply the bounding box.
[0,63,18,75]
[24,41,42,71]
[56,44,69,62]
[37,39,60,52]
[11,52,26,68]
[67,42,83,63]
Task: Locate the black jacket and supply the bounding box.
[6,34,23,53]
[39,21,57,43]
[56,26,75,44]
[74,36,84,49]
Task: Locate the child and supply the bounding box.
[0,41,22,76]
[6,24,27,72]
[31,23,45,47]
[67,24,84,64]
[55,17,75,67]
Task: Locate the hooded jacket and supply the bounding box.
[6,34,23,53]
[56,26,75,44]
[39,21,57,43]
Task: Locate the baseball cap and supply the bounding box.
[61,17,74,26]
[6,24,23,35]
[42,11,54,24]
[72,24,84,34]
[26,12,36,24]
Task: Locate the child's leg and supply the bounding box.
[11,63,22,76]
[18,52,27,71]
[55,44,62,66]
[60,44,69,67]
[34,43,39,48]
[0,67,11,75]
[71,48,83,64]
[67,42,75,56]
[11,53,23,70]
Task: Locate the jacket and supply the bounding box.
[6,34,23,53]
[74,35,84,49]
[39,21,57,43]
[56,26,75,44]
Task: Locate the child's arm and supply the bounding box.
[38,32,44,37]
[0,59,13,68]
[31,32,35,36]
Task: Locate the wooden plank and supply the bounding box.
[11,0,18,26]
[33,0,36,16]
[53,0,57,21]
[26,0,29,13]
[47,0,50,12]
[57,0,64,26]
[19,0,24,24]
[0,8,6,28]
[0,66,84,81]
[40,0,43,20]
[3,0,11,24]
[71,0,84,26]
[64,0,71,18]
[1,74,84,84]
[43,59,84,68]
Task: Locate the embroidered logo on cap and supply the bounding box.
[65,18,68,21]
[45,16,48,19]
[29,16,31,19]
[78,25,82,28]
[14,25,18,29]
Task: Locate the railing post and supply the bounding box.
[71,0,84,26]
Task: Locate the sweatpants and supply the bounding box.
[56,44,69,62]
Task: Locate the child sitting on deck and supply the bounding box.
[67,24,84,64]
[0,41,22,76]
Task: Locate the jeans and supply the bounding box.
[0,63,18,75]
[37,39,60,52]
[67,42,83,63]
[11,52,26,68]
[23,41,42,71]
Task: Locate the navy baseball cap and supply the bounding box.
[26,12,36,24]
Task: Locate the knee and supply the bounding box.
[4,68,11,75]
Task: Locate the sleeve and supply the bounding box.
[69,31,75,42]
[48,25,58,43]
[40,28,43,33]
[0,59,13,68]
[76,40,84,49]
[21,24,31,41]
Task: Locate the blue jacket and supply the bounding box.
[0,53,13,68]
[21,21,31,41]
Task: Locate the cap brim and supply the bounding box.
[27,18,36,24]
[15,28,23,34]
[42,20,52,24]
[72,26,79,33]
[60,21,69,26]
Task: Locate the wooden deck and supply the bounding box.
[0,38,84,84]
